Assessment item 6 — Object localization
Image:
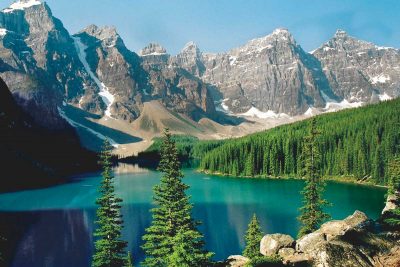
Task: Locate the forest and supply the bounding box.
[197,99,400,185]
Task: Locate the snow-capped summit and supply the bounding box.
[3,0,42,13]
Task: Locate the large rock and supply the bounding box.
[296,232,326,253]
[226,255,250,267]
[382,193,399,215]
[260,233,295,256]
[292,211,397,267]
[319,210,372,241]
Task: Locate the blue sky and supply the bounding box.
[1,0,399,55]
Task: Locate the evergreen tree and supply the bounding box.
[297,118,330,238]
[198,99,400,187]
[92,140,128,267]
[142,129,213,267]
[243,214,264,259]
[382,156,400,229]
[126,252,134,267]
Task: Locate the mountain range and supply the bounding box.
[0,0,399,155]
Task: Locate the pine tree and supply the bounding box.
[126,252,134,267]
[92,140,128,267]
[142,128,213,267]
[243,214,264,259]
[298,118,330,238]
[382,156,400,229]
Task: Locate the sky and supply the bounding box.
[1,0,399,55]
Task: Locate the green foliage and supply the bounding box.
[126,252,134,267]
[243,214,264,259]
[92,140,128,267]
[136,135,224,163]
[245,255,283,267]
[298,119,330,238]
[381,156,400,230]
[141,129,213,267]
[199,99,400,185]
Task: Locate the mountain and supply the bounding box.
[174,28,400,116]
[0,1,399,156]
[311,29,400,102]
[0,76,98,192]
[0,0,100,129]
[177,29,336,115]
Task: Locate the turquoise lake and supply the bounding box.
[0,164,387,266]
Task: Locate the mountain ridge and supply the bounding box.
[0,0,399,155]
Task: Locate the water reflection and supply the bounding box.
[0,167,387,266]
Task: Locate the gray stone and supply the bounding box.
[296,232,326,253]
[226,255,250,267]
[260,233,295,256]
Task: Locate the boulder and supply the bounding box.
[382,193,399,215]
[278,247,296,258]
[260,234,295,256]
[296,232,326,253]
[226,255,250,267]
[319,210,372,241]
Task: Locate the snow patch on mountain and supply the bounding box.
[3,0,41,13]
[215,98,231,113]
[58,107,119,147]
[73,36,115,118]
[240,106,289,119]
[0,28,7,36]
[371,74,390,84]
[379,93,392,101]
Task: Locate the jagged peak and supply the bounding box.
[334,29,348,38]
[3,0,43,13]
[140,43,167,56]
[81,24,119,38]
[181,41,201,54]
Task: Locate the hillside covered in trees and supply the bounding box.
[198,99,400,185]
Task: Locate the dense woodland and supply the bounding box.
[198,99,400,185]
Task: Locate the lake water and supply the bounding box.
[0,164,387,267]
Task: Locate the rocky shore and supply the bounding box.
[226,194,400,267]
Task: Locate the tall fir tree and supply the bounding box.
[92,140,128,267]
[243,214,264,259]
[381,156,400,229]
[298,118,330,238]
[126,252,134,267]
[142,129,213,267]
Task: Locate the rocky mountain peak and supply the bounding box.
[80,24,121,48]
[139,43,167,56]
[3,0,43,13]
[181,41,200,54]
[334,29,348,38]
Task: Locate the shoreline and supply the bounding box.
[198,169,388,189]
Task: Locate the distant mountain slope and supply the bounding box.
[198,99,400,185]
[0,77,98,192]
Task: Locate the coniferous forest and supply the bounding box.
[198,99,400,185]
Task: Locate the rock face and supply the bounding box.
[174,29,400,116]
[73,25,146,121]
[0,1,98,128]
[260,233,295,256]
[312,30,400,102]
[140,43,216,121]
[196,29,335,115]
[0,1,216,129]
